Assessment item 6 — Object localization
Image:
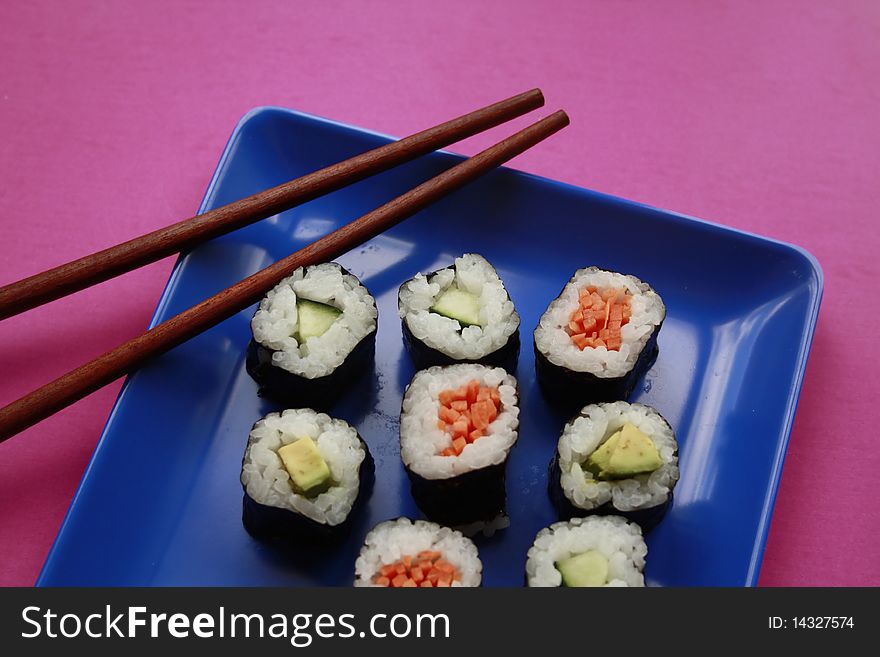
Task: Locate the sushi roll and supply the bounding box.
[534,267,665,406]
[398,253,520,370]
[526,516,647,587]
[354,518,482,587]
[240,408,374,541]
[400,364,519,525]
[247,262,378,409]
[549,401,679,530]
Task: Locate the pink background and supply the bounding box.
[1,1,878,586]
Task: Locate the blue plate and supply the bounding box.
[37,107,822,586]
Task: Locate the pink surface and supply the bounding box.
[0,0,877,586]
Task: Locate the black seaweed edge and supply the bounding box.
[405,461,508,526]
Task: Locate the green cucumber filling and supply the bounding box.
[555,550,609,587]
[430,286,482,327]
[277,437,333,497]
[585,422,662,480]
[296,299,342,342]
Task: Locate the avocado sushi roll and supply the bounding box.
[398,253,520,370]
[526,516,647,587]
[247,262,378,409]
[354,518,482,587]
[534,267,665,406]
[549,401,679,530]
[400,364,519,525]
[240,408,374,541]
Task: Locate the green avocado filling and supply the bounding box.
[555,550,609,587]
[585,422,663,480]
[430,286,482,327]
[295,299,342,342]
[277,437,333,497]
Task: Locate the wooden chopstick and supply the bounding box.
[0,110,569,442]
[0,89,545,320]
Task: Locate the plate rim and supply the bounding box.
[37,105,824,586]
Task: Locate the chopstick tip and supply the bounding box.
[554,109,570,126]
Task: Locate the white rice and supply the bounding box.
[558,402,679,512]
[398,253,519,360]
[526,516,647,587]
[251,263,378,379]
[534,267,665,378]
[240,408,367,526]
[456,513,511,538]
[400,364,519,479]
[354,518,482,587]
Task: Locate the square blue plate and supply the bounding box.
[37,107,822,586]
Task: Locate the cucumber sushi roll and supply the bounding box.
[400,364,519,525]
[549,401,679,530]
[354,518,482,587]
[240,408,374,541]
[534,267,665,406]
[398,253,520,370]
[526,516,647,587]
[247,262,378,409]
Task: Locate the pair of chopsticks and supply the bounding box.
[0,90,568,442]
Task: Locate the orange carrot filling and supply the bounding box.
[372,550,461,587]
[567,286,632,351]
[436,379,502,456]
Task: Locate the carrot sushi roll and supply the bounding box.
[398,253,520,370]
[354,518,482,587]
[246,262,378,409]
[534,267,665,407]
[400,364,519,525]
